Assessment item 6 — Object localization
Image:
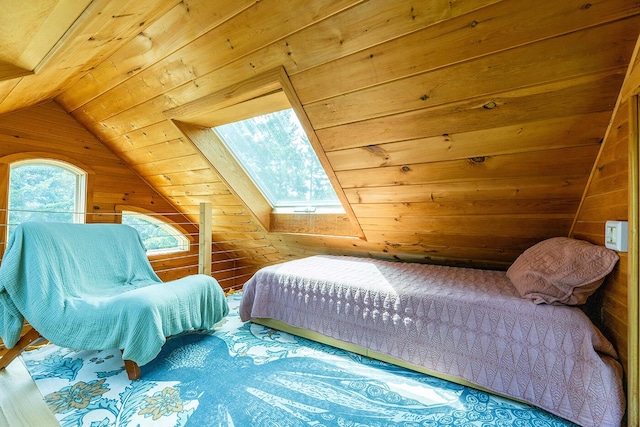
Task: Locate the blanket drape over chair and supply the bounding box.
[0,222,229,377]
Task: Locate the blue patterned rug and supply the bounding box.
[21,292,575,426]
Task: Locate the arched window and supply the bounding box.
[121,210,190,255]
[8,159,86,235]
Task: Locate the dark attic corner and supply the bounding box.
[0,1,639,426]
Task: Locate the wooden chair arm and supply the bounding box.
[0,327,42,370]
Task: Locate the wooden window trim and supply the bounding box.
[165,67,364,238]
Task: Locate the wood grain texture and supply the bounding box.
[0,1,639,417]
[570,36,640,426]
[0,358,58,426]
[0,102,236,287]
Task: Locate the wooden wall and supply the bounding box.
[570,103,629,369]
[46,0,640,272]
[0,0,636,361]
[571,34,640,424]
[0,101,236,285]
[0,2,637,419]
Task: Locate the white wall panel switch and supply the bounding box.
[605,220,628,252]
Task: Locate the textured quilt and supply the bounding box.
[240,255,625,427]
[0,222,229,366]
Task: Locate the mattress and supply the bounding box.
[239,255,625,427]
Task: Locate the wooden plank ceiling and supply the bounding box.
[1,0,639,270]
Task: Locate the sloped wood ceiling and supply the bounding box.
[1,0,640,269]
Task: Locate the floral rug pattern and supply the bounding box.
[21,292,575,426]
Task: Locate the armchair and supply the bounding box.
[0,222,229,380]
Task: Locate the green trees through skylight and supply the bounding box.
[214,109,339,209]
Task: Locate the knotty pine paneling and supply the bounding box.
[45,2,638,263]
[336,145,598,188]
[305,17,639,129]
[350,199,582,217]
[67,0,369,126]
[344,175,589,204]
[0,1,637,278]
[327,113,610,170]
[43,1,640,273]
[316,71,625,150]
[291,0,640,104]
[571,97,632,377]
[57,0,259,112]
[0,0,181,115]
[0,101,236,287]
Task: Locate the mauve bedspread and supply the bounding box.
[240,255,625,427]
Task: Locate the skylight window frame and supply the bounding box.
[164,66,364,238]
[211,108,343,211]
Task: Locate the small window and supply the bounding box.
[121,211,189,255]
[214,108,343,212]
[8,160,86,236]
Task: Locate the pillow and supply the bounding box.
[506,237,619,305]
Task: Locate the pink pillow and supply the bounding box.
[506,237,619,305]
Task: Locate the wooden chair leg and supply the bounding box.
[0,327,42,370]
[2,329,142,381]
[123,358,141,380]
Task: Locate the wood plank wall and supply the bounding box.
[51,0,640,271]
[0,2,636,418]
[0,101,236,285]
[571,104,629,370]
[571,36,640,404]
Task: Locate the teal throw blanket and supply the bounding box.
[0,222,229,365]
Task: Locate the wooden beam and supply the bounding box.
[172,120,271,231]
[0,62,32,82]
[163,67,284,121]
[628,94,639,427]
[199,202,212,276]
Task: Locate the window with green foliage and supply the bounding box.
[169,68,362,237]
[8,160,86,236]
[213,108,342,211]
[121,211,189,255]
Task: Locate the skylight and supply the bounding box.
[213,108,342,211]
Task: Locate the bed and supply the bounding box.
[239,238,625,427]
